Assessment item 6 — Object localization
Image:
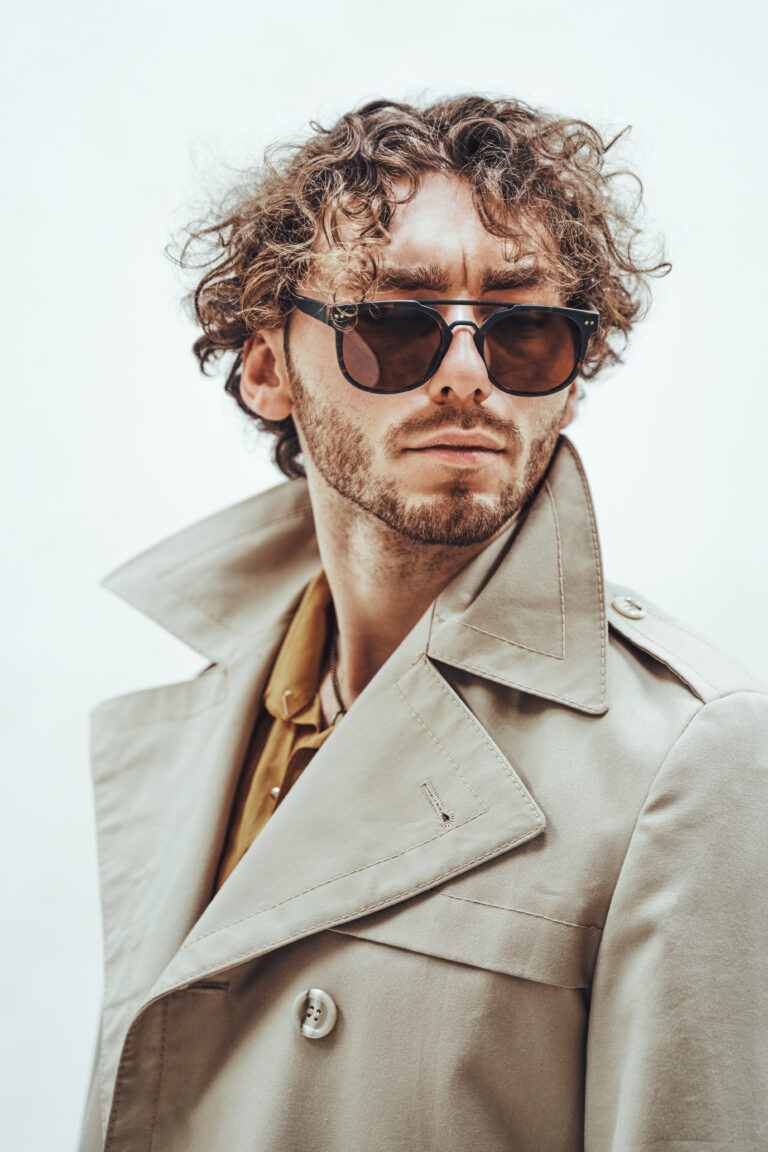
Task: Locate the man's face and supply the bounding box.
[265,174,577,546]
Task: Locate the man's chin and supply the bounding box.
[364,484,523,547]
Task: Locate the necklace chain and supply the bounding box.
[328,619,347,724]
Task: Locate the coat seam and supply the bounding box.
[420,656,544,820]
[432,609,565,659]
[146,999,169,1152]
[607,581,767,692]
[156,505,315,630]
[94,671,230,735]
[430,480,566,661]
[426,648,605,712]
[394,667,486,809]
[159,503,315,578]
[564,438,607,706]
[165,828,544,988]
[179,656,545,952]
[104,1016,135,1151]
[548,476,567,659]
[180,812,488,949]
[610,614,723,699]
[438,890,602,932]
[108,586,242,646]
[180,809,489,949]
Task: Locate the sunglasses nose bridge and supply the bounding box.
[445,318,480,333]
[442,316,487,363]
[427,316,492,397]
[443,317,483,359]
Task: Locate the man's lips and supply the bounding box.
[407,432,505,452]
[403,434,507,469]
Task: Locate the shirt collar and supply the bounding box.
[262,568,332,722]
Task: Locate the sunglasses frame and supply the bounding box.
[291,293,599,397]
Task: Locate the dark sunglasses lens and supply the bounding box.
[484,310,580,393]
[341,306,441,392]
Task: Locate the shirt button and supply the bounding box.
[292,988,338,1039]
[611,595,647,620]
[270,786,280,800]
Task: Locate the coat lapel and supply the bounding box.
[149,609,546,999]
[91,434,607,1122]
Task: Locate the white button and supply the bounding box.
[611,595,646,620]
[270,786,280,799]
[292,988,338,1039]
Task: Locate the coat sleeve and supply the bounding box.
[584,690,768,1152]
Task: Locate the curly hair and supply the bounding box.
[171,94,670,479]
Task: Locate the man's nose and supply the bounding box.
[424,320,493,405]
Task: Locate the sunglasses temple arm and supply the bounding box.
[291,295,336,326]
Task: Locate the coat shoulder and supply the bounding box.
[605,579,768,704]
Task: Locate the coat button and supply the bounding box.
[611,595,646,620]
[292,988,338,1039]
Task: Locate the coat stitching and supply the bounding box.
[156,505,315,630]
[106,590,239,653]
[168,829,544,989]
[180,807,487,949]
[146,999,169,1152]
[99,670,230,735]
[432,610,566,660]
[549,477,568,658]
[429,481,566,660]
[104,1016,135,1150]
[178,659,543,952]
[438,890,602,932]
[425,649,605,712]
[159,503,315,578]
[394,664,486,808]
[419,656,544,820]
[429,444,607,712]
[565,439,607,704]
[639,610,753,668]
[611,615,722,699]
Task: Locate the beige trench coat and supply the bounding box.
[79,436,768,1152]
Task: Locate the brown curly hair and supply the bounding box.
[171,94,670,479]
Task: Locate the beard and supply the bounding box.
[285,342,563,548]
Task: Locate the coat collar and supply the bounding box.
[100,434,607,714]
[429,434,607,713]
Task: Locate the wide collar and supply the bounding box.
[101,433,607,714]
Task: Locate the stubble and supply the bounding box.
[286,346,563,547]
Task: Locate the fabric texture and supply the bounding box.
[79,435,768,1152]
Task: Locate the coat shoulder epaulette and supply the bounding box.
[605,580,768,704]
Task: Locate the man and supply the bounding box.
[80,97,768,1151]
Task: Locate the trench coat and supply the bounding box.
[79,434,768,1152]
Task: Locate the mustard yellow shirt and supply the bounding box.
[214,569,336,892]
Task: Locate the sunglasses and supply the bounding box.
[292,294,599,397]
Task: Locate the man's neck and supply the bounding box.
[308,477,519,718]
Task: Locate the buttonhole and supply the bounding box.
[420,779,455,829]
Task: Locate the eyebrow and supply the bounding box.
[373,261,552,295]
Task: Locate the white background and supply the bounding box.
[2,1,767,1145]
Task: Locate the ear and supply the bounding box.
[239,330,293,421]
[558,380,580,430]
